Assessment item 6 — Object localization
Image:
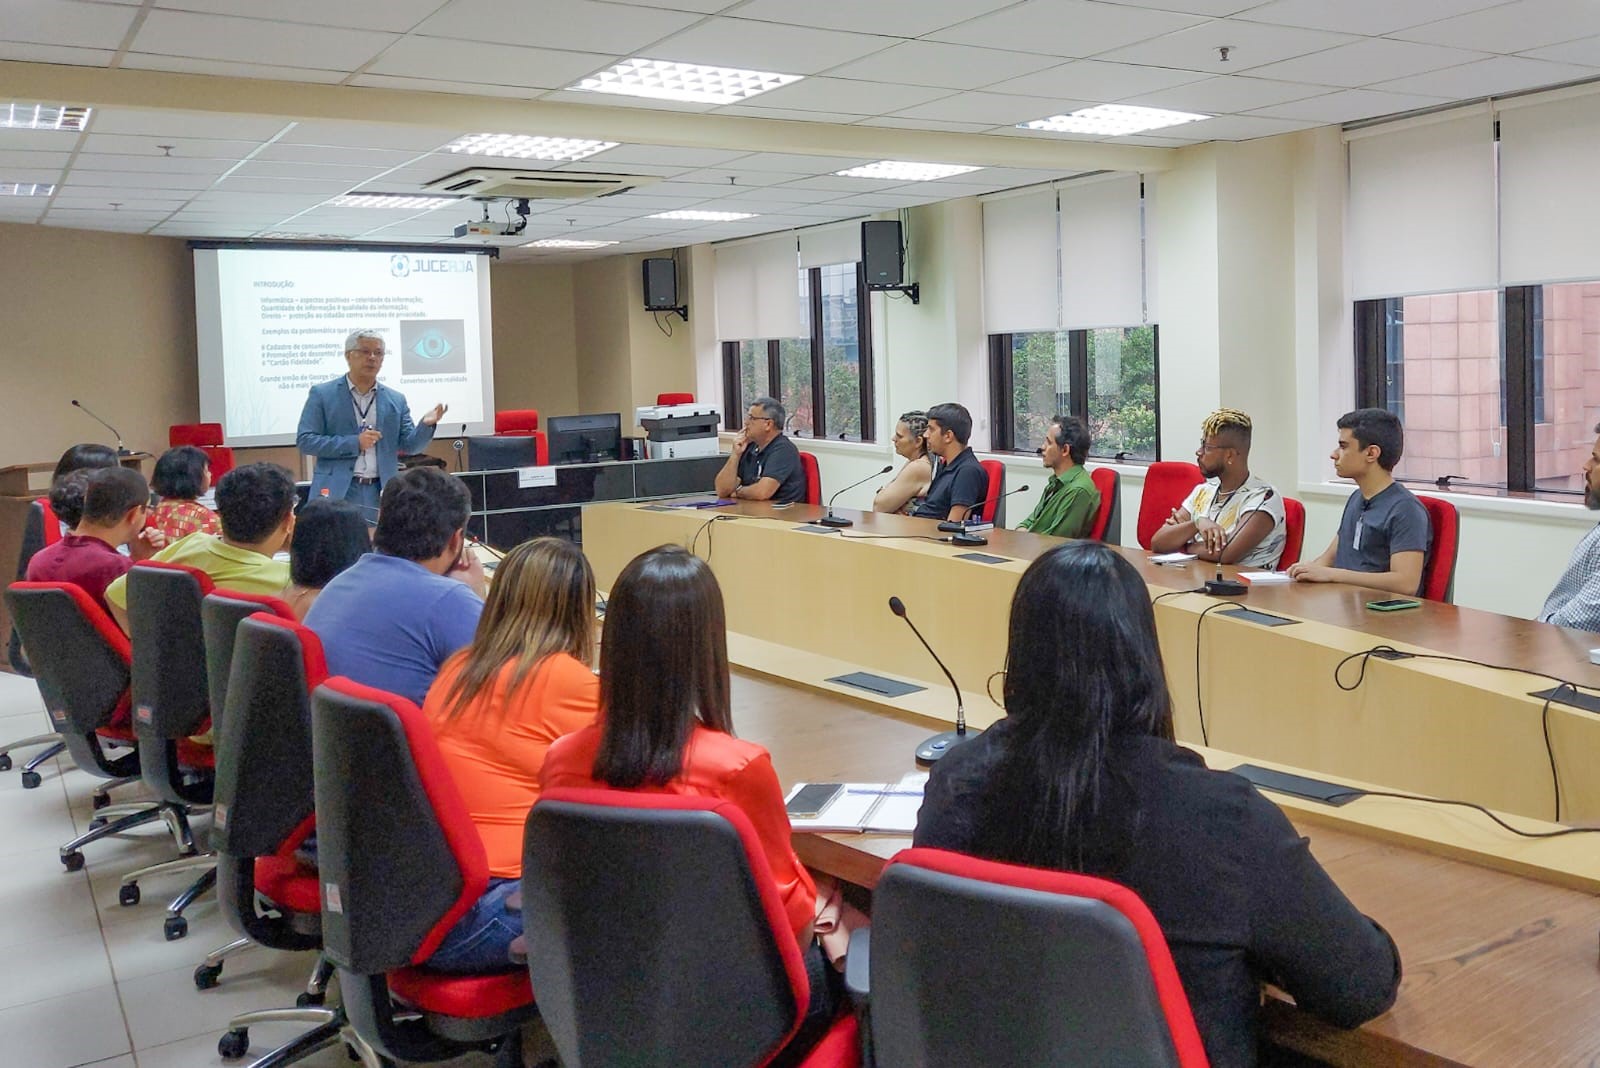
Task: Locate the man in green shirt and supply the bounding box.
[1017,415,1100,539]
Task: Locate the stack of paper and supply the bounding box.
[787,772,926,834]
[1149,552,1197,564]
[1239,571,1290,585]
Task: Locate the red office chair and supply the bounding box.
[799,451,823,506]
[1089,468,1121,543]
[492,410,549,465]
[1417,495,1460,603]
[850,848,1208,1067]
[1278,497,1306,571]
[522,788,859,1068]
[977,459,1005,525]
[311,678,536,1066]
[1137,462,1206,549]
[170,423,236,479]
[657,392,695,405]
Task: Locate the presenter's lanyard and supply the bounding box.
[351,388,376,426]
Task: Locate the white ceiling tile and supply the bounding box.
[51,192,188,205]
[718,152,875,173]
[985,59,1208,101]
[3,0,138,48]
[152,0,450,31]
[215,176,362,194]
[926,0,1208,58]
[1092,0,1258,12]
[0,207,46,222]
[1247,87,1454,122]
[128,10,398,70]
[712,104,871,123]
[599,145,750,167]
[1246,38,1487,88]
[1391,0,1600,54]
[61,170,218,189]
[824,190,935,209]
[1237,0,1508,36]
[366,37,611,88]
[1153,112,1323,139]
[852,116,1001,133]
[0,168,65,184]
[415,0,700,52]
[1372,54,1599,97]
[647,17,896,74]
[0,41,113,65]
[554,161,688,177]
[0,129,83,151]
[278,122,457,151]
[71,153,237,174]
[80,133,259,159]
[1123,75,1330,113]
[1521,34,1600,67]
[782,175,907,193]
[89,110,290,140]
[1096,18,1360,73]
[649,180,769,199]
[890,90,1077,125]
[231,160,397,181]
[824,40,1062,89]
[117,53,350,83]
[350,74,559,99]
[535,88,717,112]
[726,76,953,116]
[253,143,423,167]
[731,0,1015,37]
[716,185,856,205]
[0,150,71,169]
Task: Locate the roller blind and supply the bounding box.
[1059,173,1145,328]
[798,222,860,268]
[714,233,802,340]
[1499,91,1600,285]
[982,187,1058,334]
[1347,110,1496,299]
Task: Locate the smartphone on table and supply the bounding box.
[785,783,844,819]
[1365,598,1422,612]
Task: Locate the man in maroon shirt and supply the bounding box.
[27,467,158,613]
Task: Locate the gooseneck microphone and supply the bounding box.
[71,399,129,455]
[818,465,893,527]
[1202,487,1276,597]
[945,485,1031,546]
[889,595,978,764]
[452,423,467,472]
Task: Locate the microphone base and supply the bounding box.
[950,532,989,547]
[936,520,966,533]
[817,514,854,528]
[1203,577,1248,597]
[916,728,980,765]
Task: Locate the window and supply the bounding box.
[1531,281,1600,493]
[721,262,874,440]
[989,325,1159,460]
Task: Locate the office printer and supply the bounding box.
[634,402,723,459]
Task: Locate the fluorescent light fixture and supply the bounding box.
[1019,104,1207,137]
[0,103,91,131]
[326,193,458,210]
[648,209,758,222]
[571,58,801,105]
[447,133,618,162]
[0,182,54,196]
[524,238,619,249]
[834,161,981,181]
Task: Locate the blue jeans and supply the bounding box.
[427,877,522,974]
[342,479,381,523]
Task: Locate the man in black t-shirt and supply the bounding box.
[912,402,989,522]
[714,395,806,505]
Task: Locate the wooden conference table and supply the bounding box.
[583,499,1600,1067]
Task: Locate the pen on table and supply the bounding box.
[845,787,924,797]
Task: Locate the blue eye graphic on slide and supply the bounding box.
[390,254,410,277]
[412,329,453,361]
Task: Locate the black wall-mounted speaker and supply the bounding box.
[643,257,678,309]
[861,220,904,287]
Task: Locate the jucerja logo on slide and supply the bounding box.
[390,254,410,277]
[390,254,471,278]
[412,329,454,361]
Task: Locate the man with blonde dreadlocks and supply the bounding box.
[1150,408,1286,569]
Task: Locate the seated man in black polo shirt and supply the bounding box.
[714,395,807,505]
[912,402,989,522]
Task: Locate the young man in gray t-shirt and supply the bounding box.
[1289,408,1430,597]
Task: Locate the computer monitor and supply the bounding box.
[465,435,543,471]
[547,413,623,465]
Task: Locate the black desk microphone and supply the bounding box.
[71,399,129,455]
[942,485,1030,546]
[817,465,893,528]
[889,595,976,764]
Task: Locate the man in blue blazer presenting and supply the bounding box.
[297,328,448,516]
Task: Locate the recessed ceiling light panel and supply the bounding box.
[1019,104,1207,137]
[648,209,758,222]
[525,238,619,249]
[834,161,981,181]
[447,133,618,162]
[326,193,459,210]
[571,59,802,105]
[0,182,54,196]
[0,103,91,131]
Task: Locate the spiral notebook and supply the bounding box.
[786,772,927,834]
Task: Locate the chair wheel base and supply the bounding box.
[218,1028,249,1059]
[163,915,188,940]
[295,991,325,1007]
[21,770,41,789]
[88,817,106,831]
[118,883,139,907]
[193,963,222,990]
[91,791,110,810]
[0,754,11,771]
[61,851,84,872]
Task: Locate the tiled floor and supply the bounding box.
[0,674,496,1068]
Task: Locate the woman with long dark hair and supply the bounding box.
[914,541,1400,1066]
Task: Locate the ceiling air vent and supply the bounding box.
[422,167,659,200]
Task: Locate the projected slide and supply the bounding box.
[195,248,495,447]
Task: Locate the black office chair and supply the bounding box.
[201,589,298,728]
[311,677,537,1067]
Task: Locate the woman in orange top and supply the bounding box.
[541,546,835,1043]
[421,537,599,974]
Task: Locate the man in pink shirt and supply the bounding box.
[27,467,159,613]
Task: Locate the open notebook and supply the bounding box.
[786,772,927,834]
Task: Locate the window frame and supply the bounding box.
[720,262,875,441]
[988,325,1161,462]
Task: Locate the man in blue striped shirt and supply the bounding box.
[1539,424,1600,632]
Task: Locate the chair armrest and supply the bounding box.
[843,928,870,1002]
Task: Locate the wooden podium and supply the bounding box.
[0,452,152,498]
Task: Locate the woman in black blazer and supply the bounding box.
[914,541,1401,1067]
